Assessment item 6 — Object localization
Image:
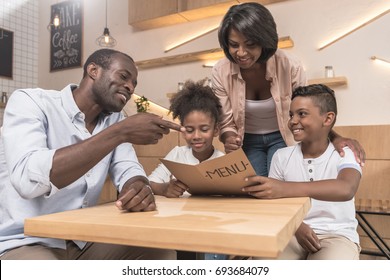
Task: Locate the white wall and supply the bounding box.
[0,0,39,125]
[38,0,390,126]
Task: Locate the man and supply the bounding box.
[0,49,181,260]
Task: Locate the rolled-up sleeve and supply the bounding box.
[212,60,240,138]
[109,142,147,193]
[291,60,308,90]
[2,90,58,199]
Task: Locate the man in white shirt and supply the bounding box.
[0,49,181,260]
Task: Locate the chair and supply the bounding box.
[355,198,390,259]
[353,160,390,259]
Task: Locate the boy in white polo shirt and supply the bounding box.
[243,84,362,260]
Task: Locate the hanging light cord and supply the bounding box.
[96,0,116,47]
[104,0,108,28]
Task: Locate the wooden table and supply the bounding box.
[24,195,310,258]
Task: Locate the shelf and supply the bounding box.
[136,36,293,69]
[128,0,288,30]
[137,48,223,69]
[308,76,347,87]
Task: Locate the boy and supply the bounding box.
[243,84,362,259]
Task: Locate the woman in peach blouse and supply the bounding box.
[212,2,365,176]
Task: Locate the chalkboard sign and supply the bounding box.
[0,28,13,78]
[50,0,83,72]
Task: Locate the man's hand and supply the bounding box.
[295,223,321,253]
[116,176,156,212]
[120,113,184,145]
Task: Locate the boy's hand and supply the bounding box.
[242,176,285,199]
[295,223,321,253]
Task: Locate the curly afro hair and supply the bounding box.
[169,79,222,126]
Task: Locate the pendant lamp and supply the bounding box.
[96,0,117,48]
[47,6,61,31]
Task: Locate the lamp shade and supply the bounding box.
[96,0,116,48]
[96,27,117,47]
[47,9,60,31]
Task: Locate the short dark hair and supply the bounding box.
[218,2,278,63]
[169,79,222,125]
[292,84,338,117]
[82,49,134,78]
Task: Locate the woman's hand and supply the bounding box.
[332,135,366,166]
[223,133,242,153]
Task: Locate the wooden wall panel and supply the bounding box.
[138,157,162,176]
[334,125,390,160]
[355,160,390,200]
[334,125,390,258]
[133,131,180,157]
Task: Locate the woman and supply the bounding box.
[212,2,364,176]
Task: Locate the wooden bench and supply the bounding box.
[334,125,390,259]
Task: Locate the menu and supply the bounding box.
[160,148,256,195]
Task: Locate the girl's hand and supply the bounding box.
[163,177,188,198]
